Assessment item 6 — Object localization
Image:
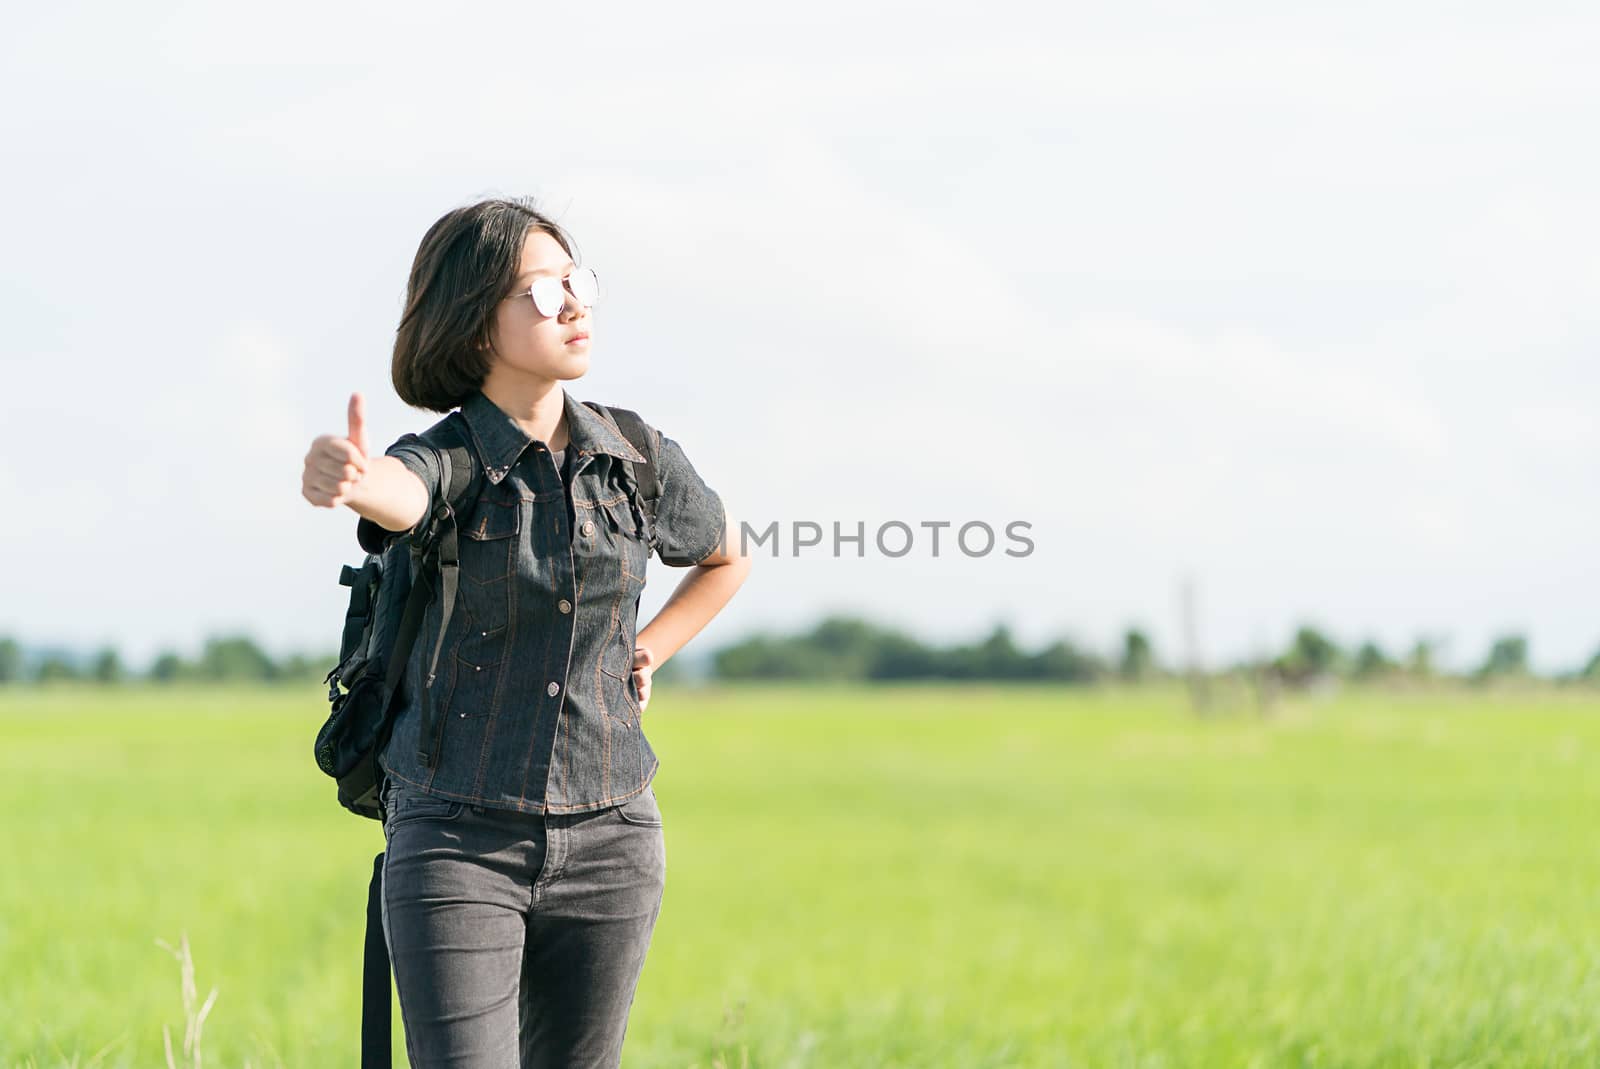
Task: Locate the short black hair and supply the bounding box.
[391,197,577,412]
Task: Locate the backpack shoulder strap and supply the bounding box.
[599,405,660,501]
[583,401,661,526]
[353,412,479,556]
[408,415,481,770]
[421,412,481,520]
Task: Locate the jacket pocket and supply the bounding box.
[448,616,508,720]
[457,496,519,633]
[592,494,648,725]
[461,494,521,562]
[448,496,518,720]
[601,498,650,590]
[599,655,643,727]
[598,608,644,725]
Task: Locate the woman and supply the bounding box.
[299,196,752,1068]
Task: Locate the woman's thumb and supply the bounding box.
[348,392,370,458]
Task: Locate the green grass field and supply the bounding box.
[4,683,1600,1068]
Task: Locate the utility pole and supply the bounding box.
[1251,628,1278,717]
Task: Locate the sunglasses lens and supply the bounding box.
[530,278,565,317]
[570,266,599,307]
[527,267,599,316]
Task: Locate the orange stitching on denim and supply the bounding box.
[392,765,659,815]
[598,573,625,721]
[472,590,515,796]
[600,693,611,798]
[471,712,494,799]
[571,493,627,509]
[517,589,561,804]
[541,772,657,813]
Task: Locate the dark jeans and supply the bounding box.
[379,778,667,1068]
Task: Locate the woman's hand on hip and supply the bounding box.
[631,645,656,711]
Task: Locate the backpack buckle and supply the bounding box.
[413,502,455,555]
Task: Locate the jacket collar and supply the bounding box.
[459,387,646,482]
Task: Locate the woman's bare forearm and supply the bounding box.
[344,456,430,533]
[636,510,753,665]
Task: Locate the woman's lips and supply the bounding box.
[566,334,590,346]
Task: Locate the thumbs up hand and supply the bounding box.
[302,392,372,508]
[347,391,370,460]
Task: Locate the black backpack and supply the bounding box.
[313,402,661,1069]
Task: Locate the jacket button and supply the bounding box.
[558,599,572,614]
[581,520,595,535]
[547,681,560,696]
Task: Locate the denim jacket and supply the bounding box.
[362,388,725,815]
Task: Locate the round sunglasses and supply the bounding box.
[505,265,600,318]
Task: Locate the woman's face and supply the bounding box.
[484,228,593,382]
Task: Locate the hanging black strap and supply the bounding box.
[383,558,434,703]
[414,531,456,768]
[356,570,436,1069]
[358,434,479,1069]
[361,852,390,1069]
[415,444,475,769]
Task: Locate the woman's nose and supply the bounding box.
[559,284,584,319]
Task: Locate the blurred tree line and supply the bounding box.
[0,635,332,686]
[1261,626,1552,686]
[0,620,1596,687]
[713,617,1118,682]
[715,618,1600,687]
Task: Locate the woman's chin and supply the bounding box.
[492,349,591,382]
[556,350,592,378]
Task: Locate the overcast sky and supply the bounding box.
[2,2,1595,672]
